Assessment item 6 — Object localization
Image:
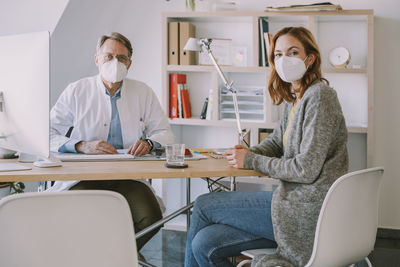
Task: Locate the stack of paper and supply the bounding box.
[265,2,342,12]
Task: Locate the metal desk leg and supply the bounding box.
[230,176,237,191]
[186,177,191,231]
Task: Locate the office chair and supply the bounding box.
[0,190,139,267]
[237,167,384,267]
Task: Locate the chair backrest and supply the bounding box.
[0,190,138,267]
[305,167,384,267]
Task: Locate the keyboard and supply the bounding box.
[53,152,208,162]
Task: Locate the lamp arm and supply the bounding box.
[205,50,248,147]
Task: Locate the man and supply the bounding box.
[48,32,174,251]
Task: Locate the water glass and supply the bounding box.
[165,144,185,166]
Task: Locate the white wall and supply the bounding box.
[1,0,399,229]
[0,0,68,36]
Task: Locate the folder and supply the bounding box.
[168,22,179,65]
[179,22,196,65]
[169,73,187,118]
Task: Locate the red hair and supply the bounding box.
[268,27,328,105]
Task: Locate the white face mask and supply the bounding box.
[99,58,128,83]
[275,56,308,83]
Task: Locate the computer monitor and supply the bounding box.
[0,31,61,170]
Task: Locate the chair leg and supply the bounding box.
[236,259,252,267]
[139,260,157,267]
[365,257,372,267]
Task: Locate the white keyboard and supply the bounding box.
[54,153,142,162]
[53,152,207,162]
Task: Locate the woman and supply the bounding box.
[184,27,348,267]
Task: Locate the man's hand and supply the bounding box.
[127,140,151,156]
[75,140,117,154]
[225,145,249,169]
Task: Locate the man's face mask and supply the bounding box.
[100,58,128,83]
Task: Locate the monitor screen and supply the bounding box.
[0,31,50,160]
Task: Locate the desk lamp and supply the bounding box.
[184,38,249,147]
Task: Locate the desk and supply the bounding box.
[0,157,264,241]
[0,157,262,182]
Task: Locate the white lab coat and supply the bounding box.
[47,75,174,193]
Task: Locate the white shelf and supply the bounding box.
[322,67,367,73]
[169,118,367,133]
[169,118,275,129]
[167,65,270,73]
[220,101,264,105]
[162,10,373,164]
[167,65,367,74]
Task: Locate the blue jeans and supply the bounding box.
[185,191,277,267]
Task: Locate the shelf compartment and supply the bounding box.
[167,65,270,73]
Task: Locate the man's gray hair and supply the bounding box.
[97,32,133,58]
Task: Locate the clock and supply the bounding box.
[328,46,351,68]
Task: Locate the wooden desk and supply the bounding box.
[0,157,262,183]
[0,157,264,244]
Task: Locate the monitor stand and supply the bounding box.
[0,149,32,172]
[19,153,62,168]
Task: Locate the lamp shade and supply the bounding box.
[183,38,201,51]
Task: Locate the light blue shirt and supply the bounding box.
[58,87,160,153]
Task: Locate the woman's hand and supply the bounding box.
[225,145,249,169]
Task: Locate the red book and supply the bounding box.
[181,85,192,118]
[169,73,186,118]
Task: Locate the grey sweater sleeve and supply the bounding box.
[249,105,287,158]
[244,86,345,184]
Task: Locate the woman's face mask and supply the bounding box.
[99,58,128,83]
[274,55,308,83]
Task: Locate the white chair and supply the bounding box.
[237,167,384,267]
[0,190,138,267]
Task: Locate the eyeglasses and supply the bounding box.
[99,53,130,64]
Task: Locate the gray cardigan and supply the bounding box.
[245,81,348,267]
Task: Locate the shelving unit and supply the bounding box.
[161,10,374,166]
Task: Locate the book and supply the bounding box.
[177,84,184,118]
[264,32,272,66]
[200,97,208,119]
[169,73,186,118]
[259,18,269,67]
[181,84,192,118]
[265,2,342,12]
[206,89,213,120]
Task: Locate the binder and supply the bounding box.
[181,85,192,118]
[168,22,179,65]
[179,22,196,65]
[169,73,186,118]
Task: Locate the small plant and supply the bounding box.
[186,0,195,11]
[0,182,25,194]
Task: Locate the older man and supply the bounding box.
[49,32,174,250]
